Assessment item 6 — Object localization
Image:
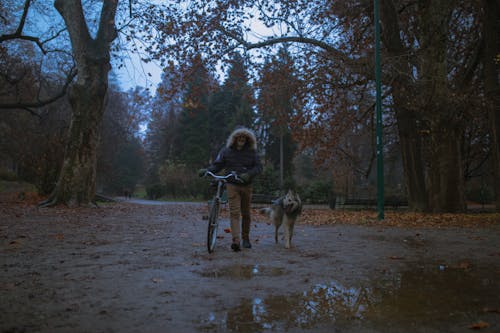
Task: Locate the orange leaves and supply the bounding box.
[468,321,489,330]
[52,233,65,240]
[282,209,500,228]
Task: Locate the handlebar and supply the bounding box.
[204,170,243,183]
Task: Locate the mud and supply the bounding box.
[1,200,499,332]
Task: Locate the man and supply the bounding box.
[199,127,262,252]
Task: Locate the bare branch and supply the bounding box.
[0,69,77,111]
[15,0,31,35]
[20,107,42,118]
[0,0,48,53]
[42,28,67,44]
[217,24,364,67]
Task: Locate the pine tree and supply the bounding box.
[175,55,215,167]
[222,53,255,130]
[257,48,300,185]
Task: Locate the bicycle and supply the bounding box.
[203,170,243,253]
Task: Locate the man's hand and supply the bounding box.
[198,168,207,177]
[239,173,250,183]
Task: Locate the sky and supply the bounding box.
[113,6,276,94]
[4,0,281,96]
[114,54,163,93]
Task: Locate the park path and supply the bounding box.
[1,200,499,332]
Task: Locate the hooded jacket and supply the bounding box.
[207,127,263,185]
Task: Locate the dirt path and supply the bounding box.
[1,200,499,332]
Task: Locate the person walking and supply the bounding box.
[199,127,262,252]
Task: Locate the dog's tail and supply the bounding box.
[259,207,272,217]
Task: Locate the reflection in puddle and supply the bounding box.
[199,264,287,279]
[199,264,499,332]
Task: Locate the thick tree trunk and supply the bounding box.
[379,0,429,211]
[44,70,108,207]
[41,0,117,207]
[419,2,466,212]
[395,105,429,211]
[427,123,466,212]
[483,0,500,211]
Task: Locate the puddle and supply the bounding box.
[198,264,287,280]
[198,264,499,332]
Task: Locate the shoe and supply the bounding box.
[231,243,241,252]
[242,239,252,249]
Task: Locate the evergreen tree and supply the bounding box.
[257,48,300,185]
[222,53,255,130]
[144,70,182,184]
[206,52,256,161]
[174,55,215,167]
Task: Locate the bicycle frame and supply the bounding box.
[204,171,242,253]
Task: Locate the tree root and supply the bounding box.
[38,195,57,208]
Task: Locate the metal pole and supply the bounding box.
[374,0,384,220]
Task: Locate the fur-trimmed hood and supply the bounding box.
[226,127,257,151]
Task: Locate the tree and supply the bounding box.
[97,85,147,195]
[1,0,152,207]
[482,0,500,211]
[145,0,493,213]
[174,54,214,167]
[222,53,255,129]
[256,48,300,188]
[37,0,119,206]
[0,0,76,113]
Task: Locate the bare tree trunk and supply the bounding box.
[381,0,467,212]
[395,104,429,211]
[380,0,429,211]
[45,71,108,206]
[483,0,500,211]
[419,2,466,213]
[41,0,117,207]
[427,121,467,212]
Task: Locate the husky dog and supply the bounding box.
[260,190,302,249]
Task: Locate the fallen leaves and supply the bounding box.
[468,321,489,330]
[267,209,500,228]
[52,233,65,240]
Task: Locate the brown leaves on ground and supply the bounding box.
[255,208,500,228]
[468,321,490,330]
[0,191,46,206]
[1,197,498,229]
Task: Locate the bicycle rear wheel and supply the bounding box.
[207,199,220,253]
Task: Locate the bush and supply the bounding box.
[300,181,332,204]
[466,184,494,204]
[146,183,167,200]
[0,168,17,181]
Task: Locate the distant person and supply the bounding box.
[123,188,131,199]
[199,127,262,252]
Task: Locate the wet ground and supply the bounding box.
[1,200,499,332]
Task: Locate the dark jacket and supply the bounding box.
[208,127,262,185]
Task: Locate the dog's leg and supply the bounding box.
[283,217,291,249]
[273,213,282,244]
[289,221,295,248]
[275,224,279,244]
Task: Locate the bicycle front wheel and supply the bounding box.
[207,199,220,253]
